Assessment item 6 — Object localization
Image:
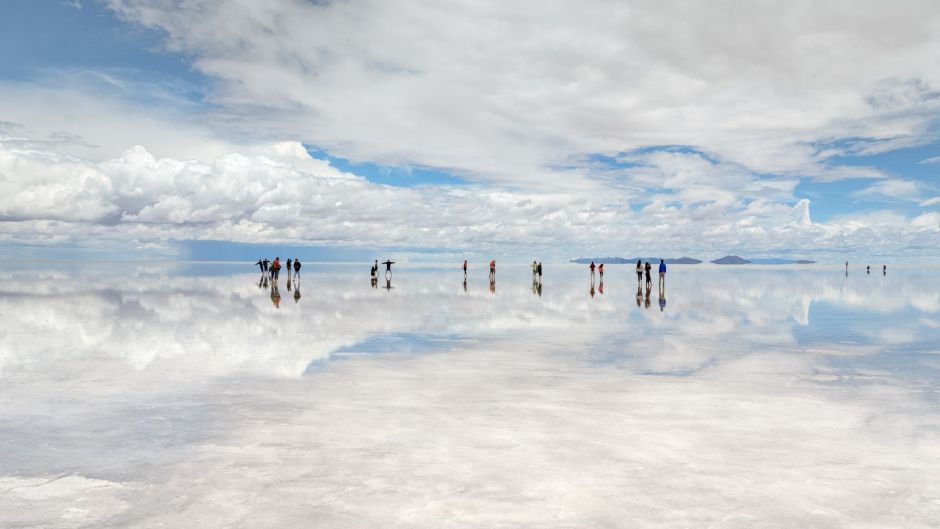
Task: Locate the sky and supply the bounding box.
[1,0,939,261]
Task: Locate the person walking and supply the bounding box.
[644,261,652,290]
[658,259,667,290]
[589,261,596,280]
[636,259,643,285]
[293,258,301,277]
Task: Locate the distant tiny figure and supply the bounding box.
[463,277,467,292]
[598,279,604,295]
[598,263,604,278]
[293,258,301,276]
[636,259,643,284]
[883,264,887,275]
[636,284,643,308]
[293,284,301,303]
[489,259,496,281]
[286,258,292,277]
[867,265,870,274]
[590,282,595,297]
[532,260,538,276]
[463,259,468,275]
[537,261,542,280]
[644,261,652,289]
[383,260,395,276]
[272,257,281,281]
[589,261,596,279]
[658,259,667,290]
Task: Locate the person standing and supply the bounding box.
[537,261,542,281]
[598,263,604,279]
[256,258,265,273]
[636,259,643,285]
[463,259,468,276]
[532,260,538,277]
[263,258,270,272]
[589,261,596,280]
[286,258,292,279]
[658,259,667,290]
[293,258,301,277]
[644,261,652,290]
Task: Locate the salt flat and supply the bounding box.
[1,263,938,528]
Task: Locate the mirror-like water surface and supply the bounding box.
[2,263,939,528]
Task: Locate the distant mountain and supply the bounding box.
[571,256,702,264]
[711,255,751,264]
[795,260,816,264]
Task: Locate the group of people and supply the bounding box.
[256,257,302,281]
[849,262,887,275]
[588,259,667,290]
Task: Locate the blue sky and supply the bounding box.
[1,0,940,260]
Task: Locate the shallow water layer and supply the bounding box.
[1,262,939,528]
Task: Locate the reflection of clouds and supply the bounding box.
[2,265,940,526]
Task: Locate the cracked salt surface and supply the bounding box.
[1,262,939,527]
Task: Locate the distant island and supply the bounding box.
[571,256,702,265]
[711,255,751,264]
[571,255,816,265]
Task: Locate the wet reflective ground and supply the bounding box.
[2,262,939,528]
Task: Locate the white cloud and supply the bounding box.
[106,0,940,185]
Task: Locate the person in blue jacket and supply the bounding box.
[658,259,667,290]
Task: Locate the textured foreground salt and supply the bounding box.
[1,263,939,527]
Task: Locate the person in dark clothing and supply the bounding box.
[644,261,652,290]
[263,258,270,272]
[293,258,301,276]
[537,262,542,280]
[636,259,643,285]
[256,259,265,273]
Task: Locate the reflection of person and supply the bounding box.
[644,287,651,309]
[644,261,652,289]
[590,283,595,297]
[293,285,301,303]
[463,278,467,292]
[636,285,643,308]
[658,259,667,290]
[659,295,666,312]
[271,283,281,308]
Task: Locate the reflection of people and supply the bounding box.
[272,257,281,281]
[658,259,667,290]
[867,265,870,274]
[537,262,542,281]
[463,278,467,292]
[286,259,292,279]
[658,294,666,312]
[644,287,651,309]
[636,285,643,308]
[598,279,604,295]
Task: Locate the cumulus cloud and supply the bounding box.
[106,0,940,184]
[2,136,940,256]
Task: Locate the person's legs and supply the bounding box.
[659,272,665,289]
